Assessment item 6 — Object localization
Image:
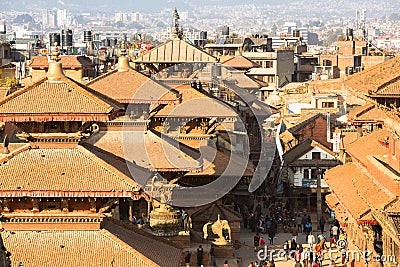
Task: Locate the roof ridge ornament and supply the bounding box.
[50,42,61,62]
[120,41,127,56]
[172,8,183,40]
[47,42,65,80]
[117,41,130,72]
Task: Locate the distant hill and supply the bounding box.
[3,0,400,14]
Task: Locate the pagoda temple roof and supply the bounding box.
[343,55,400,96]
[0,143,152,198]
[2,219,182,267]
[28,55,93,70]
[134,38,217,64]
[86,68,180,104]
[0,76,122,122]
[85,130,202,172]
[324,163,395,221]
[221,55,260,69]
[152,84,238,118]
[347,103,388,123]
[184,144,254,177]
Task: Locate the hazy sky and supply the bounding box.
[5,0,293,12]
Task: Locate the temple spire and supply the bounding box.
[172,8,183,40]
[47,43,65,80]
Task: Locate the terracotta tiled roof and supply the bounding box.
[222,73,265,89]
[153,84,238,118]
[86,69,179,104]
[85,130,201,172]
[221,56,260,69]
[0,77,122,122]
[326,161,395,221]
[334,202,349,226]
[29,55,93,69]
[0,144,150,197]
[324,163,371,220]
[2,220,181,267]
[344,55,400,95]
[134,39,217,63]
[374,78,400,96]
[171,135,210,148]
[351,169,394,210]
[102,220,182,267]
[325,193,339,209]
[347,104,387,123]
[185,145,254,177]
[345,128,390,166]
[386,200,400,214]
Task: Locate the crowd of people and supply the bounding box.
[242,195,348,267]
[250,223,347,267]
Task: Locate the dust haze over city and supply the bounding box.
[1,0,400,266]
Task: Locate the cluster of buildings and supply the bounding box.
[0,6,399,267]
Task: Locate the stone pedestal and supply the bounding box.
[165,231,191,247]
[214,245,234,257]
[149,204,181,236]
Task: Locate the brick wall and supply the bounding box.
[292,116,332,149]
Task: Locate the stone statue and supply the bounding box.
[203,214,231,246]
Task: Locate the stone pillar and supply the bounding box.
[61,198,69,212]
[128,199,133,220]
[89,198,96,213]
[2,199,10,213]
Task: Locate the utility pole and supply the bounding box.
[316,165,322,231]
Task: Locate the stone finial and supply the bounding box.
[51,42,61,62]
[120,41,127,56]
[117,41,130,72]
[172,8,183,40]
[47,42,65,80]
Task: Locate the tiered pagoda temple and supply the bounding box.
[0,46,182,266]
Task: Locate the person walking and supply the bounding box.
[210,244,216,267]
[268,230,275,245]
[331,225,339,241]
[184,251,191,267]
[304,221,312,242]
[307,232,315,250]
[296,213,303,233]
[292,226,299,243]
[223,260,230,267]
[260,236,266,246]
[197,245,203,267]
[301,214,308,233]
[254,232,260,251]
